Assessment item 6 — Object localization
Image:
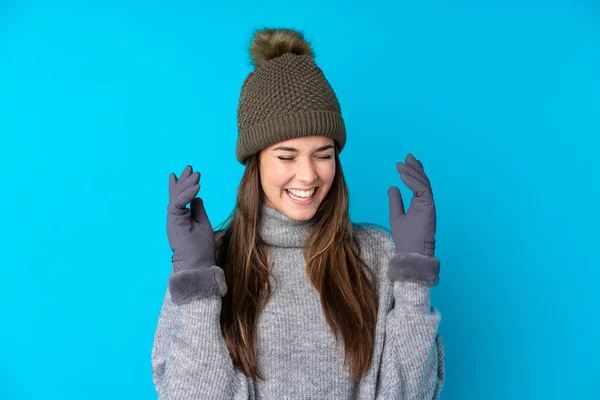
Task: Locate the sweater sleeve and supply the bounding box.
[376,254,445,399]
[151,281,254,400]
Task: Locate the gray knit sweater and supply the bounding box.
[152,205,445,399]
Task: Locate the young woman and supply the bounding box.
[152,28,445,399]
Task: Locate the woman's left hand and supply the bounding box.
[387,153,437,256]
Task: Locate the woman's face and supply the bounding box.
[258,136,336,221]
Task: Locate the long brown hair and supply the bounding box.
[215,145,378,382]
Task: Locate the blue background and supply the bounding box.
[1,1,598,398]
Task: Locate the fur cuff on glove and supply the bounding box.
[168,266,228,305]
[387,252,441,286]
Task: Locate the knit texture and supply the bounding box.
[151,206,445,399]
[236,53,346,164]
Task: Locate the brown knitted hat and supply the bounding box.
[236,28,346,165]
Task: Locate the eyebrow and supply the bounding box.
[272,145,335,152]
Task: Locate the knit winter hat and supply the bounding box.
[236,28,346,165]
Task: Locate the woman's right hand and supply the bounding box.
[167,165,215,273]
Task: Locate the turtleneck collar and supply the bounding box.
[259,205,314,248]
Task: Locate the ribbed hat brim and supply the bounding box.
[236,110,346,164]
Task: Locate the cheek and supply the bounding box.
[317,163,336,192]
[263,164,293,190]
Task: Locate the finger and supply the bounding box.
[397,162,430,188]
[190,197,212,226]
[176,171,200,195]
[402,162,430,187]
[406,154,431,185]
[402,155,428,180]
[183,171,201,188]
[169,173,177,198]
[173,183,200,209]
[387,186,405,225]
[179,165,193,181]
[406,153,424,173]
[398,170,430,196]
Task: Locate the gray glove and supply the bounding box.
[167,165,215,272]
[166,166,227,304]
[386,154,440,286]
[387,153,436,256]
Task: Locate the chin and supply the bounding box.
[278,200,321,221]
[285,208,317,221]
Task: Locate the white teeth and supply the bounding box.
[287,188,315,199]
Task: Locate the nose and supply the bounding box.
[295,157,318,183]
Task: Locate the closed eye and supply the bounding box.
[277,155,333,161]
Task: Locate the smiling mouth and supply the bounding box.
[285,187,319,202]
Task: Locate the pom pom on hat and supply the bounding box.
[250,28,314,68]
